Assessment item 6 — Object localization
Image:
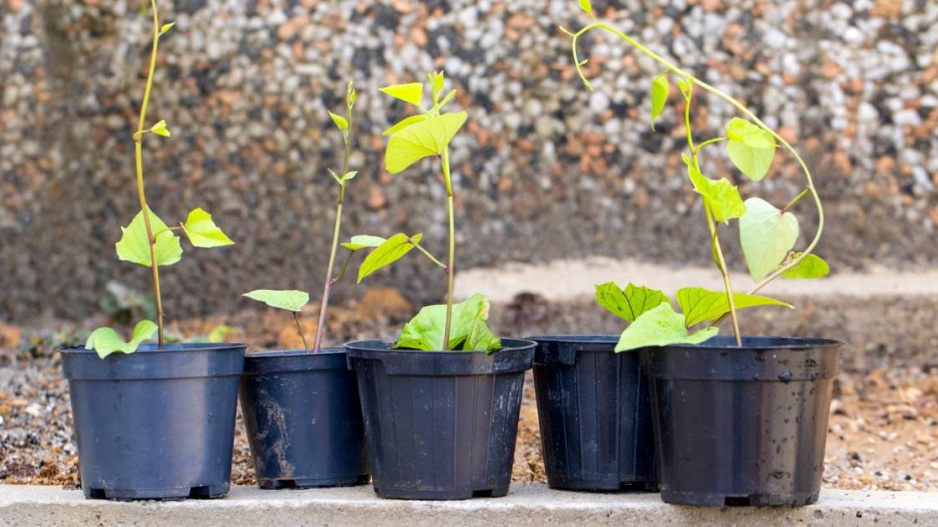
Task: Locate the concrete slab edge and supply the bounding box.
[1,484,936,526]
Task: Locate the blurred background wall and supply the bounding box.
[0,0,936,323]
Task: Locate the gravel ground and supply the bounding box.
[1,296,937,493]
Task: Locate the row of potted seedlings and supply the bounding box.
[59,0,841,507]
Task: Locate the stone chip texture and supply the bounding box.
[1,0,937,321]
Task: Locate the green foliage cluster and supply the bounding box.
[566,1,830,351]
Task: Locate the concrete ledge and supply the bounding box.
[1,484,935,526]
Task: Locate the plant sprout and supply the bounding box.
[85,0,234,359]
[242,81,369,353]
[351,71,500,352]
[564,1,830,351]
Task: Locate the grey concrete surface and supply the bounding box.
[0,484,936,526]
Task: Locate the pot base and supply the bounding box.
[258,474,370,490]
[548,479,659,492]
[85,483,229,501]
[660,489,819,507]
[373,486,509,501]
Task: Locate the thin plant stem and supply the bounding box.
[684,84,742,346]
[332,250,354,284]
[782,188,810,214]
[312,111,353,354]
[569,21,825,299]
[293,311,310,353]
[411,239,446,269]
[134,0,164,348]
[441,147,456,350]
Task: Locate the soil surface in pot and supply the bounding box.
[1,294,937,492]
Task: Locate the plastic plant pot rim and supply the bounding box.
[59,342,246,381]
[243,347,350,376]
[641,336,843,382]
[344,338,535,377]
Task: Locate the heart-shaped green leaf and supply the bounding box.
[650,73,669,130]
[357,233,421,282]
[393,293,501,352]
[379,82,424,107]
[740,197,800,281]
[85,320,158,359]
[329,111,348,131]
[726,118,776,181]
[341,235,387,251]
[782,253,830,280]
[181,208,234,248]
[675,287,793,327]
[151,120,171,137]
[685,158,747,223]
[116,208,183,267]
[385,112,468,174]
[242,290,310,312]
[595,282,667,323]
[614,303,718,352]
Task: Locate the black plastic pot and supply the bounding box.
[345,339,535,500]
[641,336,842,507]
[59,343,246,500]
[528,335,657,491]
[238,348,369,489]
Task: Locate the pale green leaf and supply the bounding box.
[379,82,424,107]
[595,282,667,323]
[346,80,357,107]
[726,118,776,181]
[329,111,348,131]
[207,325,232,343]
[385,112,468,174]
[329,168,343,184]
[579,0,593,15]
[181,207,234,248]
[685,160,747,223]
[650,73,669,130]
[675,287,793,328]
[85,320,158,359]
[341,171,358,182]
[782,253,830,280]
[160,22,176,35]
[393,293,502,352]
[341,235,387,251]
[151,120,171,137]
[430,71,445,96]
[439,89,457,108]
[615,303,718,352]
[116,209,183,267]
[383,114,428,136]
[242,290,309,312]
[740,197,800,281]
[357,233,421,282]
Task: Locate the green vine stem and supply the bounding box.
[441,146,456,349]
[312,99,354,354]
[568,21,826,335]
[134,0,165,348]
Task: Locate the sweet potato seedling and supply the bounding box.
[243,82,371,353]
[563,1,830,351]
[85,0,234,358]
[353,71,500,353]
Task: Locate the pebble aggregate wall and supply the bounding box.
[1,0,937,321]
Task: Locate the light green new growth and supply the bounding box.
[87,0,234,359]
[364,70,499,352]
[565,3,829,350]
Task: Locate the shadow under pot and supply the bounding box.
[238,348,369,489]
[345,339,536,500]
[641,336,842,507]
[59,343,246,500]
[527,335,658,492]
